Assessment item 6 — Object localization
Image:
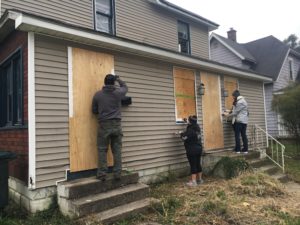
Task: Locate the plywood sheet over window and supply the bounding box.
[224,77,238,110]
[69,48,114,172]
[173,67,196,122]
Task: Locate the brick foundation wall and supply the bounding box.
[0,31,28,184]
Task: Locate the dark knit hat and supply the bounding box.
[188,115,197,124]
[104,74,116,85]
[232,90,240,97]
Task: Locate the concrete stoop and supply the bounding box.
[248,157,290,183]
[57,172,153,224]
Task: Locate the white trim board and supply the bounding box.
[68,47,73,118]
[28,32,36,190]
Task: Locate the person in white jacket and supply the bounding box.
[223,90,249,154]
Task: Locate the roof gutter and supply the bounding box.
[7,11,271,82]
[148,0,219,31]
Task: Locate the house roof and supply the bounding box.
[211,33,256,63]
[148,0,219,31]
[243,36,290,80]
[0,10,272,83]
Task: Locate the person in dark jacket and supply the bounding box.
[92,74,128,181]
[180,115,204,187]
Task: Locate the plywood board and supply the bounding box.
[224,76,238,110]
[201,72,224,150]
[174,68,196,120]
[70,48,114,172]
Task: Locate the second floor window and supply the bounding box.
[94,0,114,34]
[178,21,190,54]
[0,50,23,128]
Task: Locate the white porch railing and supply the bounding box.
[253,125,285,172]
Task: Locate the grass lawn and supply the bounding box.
[0,202,76,225]
[281,139,300,183]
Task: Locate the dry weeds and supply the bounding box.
[132,172,300,225]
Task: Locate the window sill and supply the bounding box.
[0,125,28,131]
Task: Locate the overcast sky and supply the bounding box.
[168,0,300,43]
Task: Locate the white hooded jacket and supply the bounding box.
[231,96,249,124]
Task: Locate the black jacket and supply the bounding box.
[181,123,202,155]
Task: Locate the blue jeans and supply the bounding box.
[234,122,248,152]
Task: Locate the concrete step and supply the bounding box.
[58,172,139,199]
[256,164,280,175]
[248,158,271,168]
[70,183,149,218]
[78,198,156,225]
[271,173,290,183]
[241,151,260,160]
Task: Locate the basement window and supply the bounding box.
[178,21,190,54]
[0,50,23,128]
[94,0,115,34]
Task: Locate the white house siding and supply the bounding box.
[35,35,69,188]
[1,0,93,29]
[210,39,250,69]
[115,0,210,59]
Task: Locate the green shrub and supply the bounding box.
[212,157,250,179]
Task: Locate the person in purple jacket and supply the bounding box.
[92,74,128,181]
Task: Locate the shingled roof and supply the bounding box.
[243,36,289,80]
[212,33,257,63]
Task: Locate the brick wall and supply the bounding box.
[0,31,28,184]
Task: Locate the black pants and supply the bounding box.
[234,122,248,152]
[186,153,202,174]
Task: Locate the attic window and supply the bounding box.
[94,0,115,34]
[178,21,190,54]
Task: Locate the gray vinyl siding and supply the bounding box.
[115,55,201,173]
[1,0,93,29]
[264,84,278,137]
[2,0,210,58]
[221,76,265,149]
[35,35,69,188]
[32,34,266,188]
[210,39,251,70]
[275,54,300,91]
[239,79,265,129]
[293,57,300,80]
[190,22,209,58]
[115,0,210,59]
[274,56,292,91]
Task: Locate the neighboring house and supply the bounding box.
[210,28,300,137]
[0,1,271,212]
